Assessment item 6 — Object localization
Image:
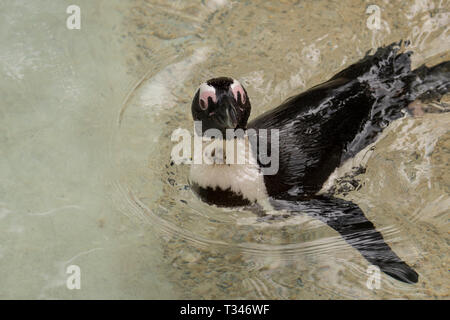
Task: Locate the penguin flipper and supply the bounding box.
[269,196,419,284]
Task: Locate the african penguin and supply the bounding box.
[188,42,450,284]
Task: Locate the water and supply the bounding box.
[0,0,449,299]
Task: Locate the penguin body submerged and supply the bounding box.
[188,42,450,284]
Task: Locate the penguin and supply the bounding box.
[188,42,450,284]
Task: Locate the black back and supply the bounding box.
[248,43,416,199]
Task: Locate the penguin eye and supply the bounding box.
[199,84,217,111]
[231,81,246,104]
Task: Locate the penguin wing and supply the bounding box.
[248,76,374,197]
[268,196,419,283]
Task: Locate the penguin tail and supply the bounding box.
[408,60,450,102]
[329,41,413,82]
[331,40,449,105]
[361,41,450,105]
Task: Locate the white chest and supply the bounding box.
[189,136,268,204]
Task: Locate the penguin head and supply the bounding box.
[191,77,251,136]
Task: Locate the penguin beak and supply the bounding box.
[217,95,238,129]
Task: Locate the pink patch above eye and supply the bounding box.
[231,82,246,104]
[199,84,217,110]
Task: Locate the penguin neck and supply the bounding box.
[193,131,256,165]
[189,131,269,206]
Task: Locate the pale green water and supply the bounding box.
[0,0,449,299]
[0,0,175,299]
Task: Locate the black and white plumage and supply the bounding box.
[189,42,450,284]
